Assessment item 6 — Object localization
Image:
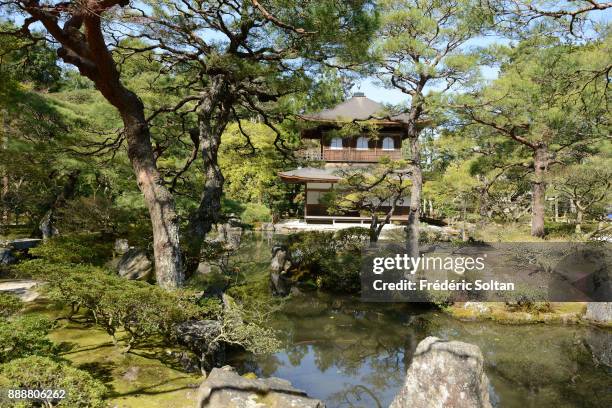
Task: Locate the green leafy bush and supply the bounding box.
[502,283,551,313]
[0,292,22,318]
[334,227,370,252]
[287,231,337,271]
[96,285,204,350]
[21,260,207,350]
[240,203,272,225]
[1,356,106,408]
[216,297,281,355]
[19,258,278,357]
[54,196,138,236]
[0,315,56,363]
[28,234,112,265]
[285,230,369,293]
[318,252,362,293]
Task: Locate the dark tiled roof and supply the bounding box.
[301,94,410,123]
[278,167,342,183]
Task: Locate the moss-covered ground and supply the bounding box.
[445,302,588,324]
[22,302,202,408]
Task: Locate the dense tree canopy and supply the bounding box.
[0,0,609,266]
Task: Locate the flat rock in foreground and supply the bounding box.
[196,366,325,408]
[0,279,41,302]
[390,336,492,408]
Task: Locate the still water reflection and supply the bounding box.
[224,233,611,407]
[229,293,611,408]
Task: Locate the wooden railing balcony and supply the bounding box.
[297,149,323,161]
[322,147,402,162]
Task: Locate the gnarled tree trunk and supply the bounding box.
[531,145,548,238]
[575,204,584,234]
[406,135,422,258]
[186,78,233,270]
[21,2,184,289]
[1,109,8,226]
[123,109,183,289]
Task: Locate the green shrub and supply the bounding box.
[96,285,203,350]
[502,283,551,313]
[318,252,362,293]
[28,234,112,265]
[21,260,206,350]
[334,227,370,252]
[19,259,277,358]
[285,230,368,294]
[240,203,271,225]
[1,356,106,408]
[18,260,118,317]
[0,315,56,363]
[287,231,337,271]
[0,292,22,318]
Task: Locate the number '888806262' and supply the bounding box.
[4,388,67,401]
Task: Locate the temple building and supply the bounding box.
[279,93,425,224]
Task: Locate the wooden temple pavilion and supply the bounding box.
[279,92,426,224]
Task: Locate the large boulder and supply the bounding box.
[196,366,325,408]
[0,280,41,302]
[270,245,292,296]
[584,302,612,325]
[117,249,152,281]
[0,247,16,265]
[390,336,492,408]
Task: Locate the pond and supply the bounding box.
[223,233,612,408]
[228,293,611,408]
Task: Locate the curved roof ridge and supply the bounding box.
[302,94,411,123]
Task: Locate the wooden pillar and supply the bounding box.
[304,182,308,220]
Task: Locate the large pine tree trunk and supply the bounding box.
[186,79,232,268]
[123,111,183,289]
[186,118,225,256]
[406,135,422,258]
[1,110,8,225]
[22,4,185,289]
[575,205,584,234]
[531,146,548,237]
[1,174,7,225]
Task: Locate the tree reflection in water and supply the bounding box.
[228,291,612,408]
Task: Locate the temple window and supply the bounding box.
[330,137,343,150]
[382,136,395,150]
[356,136,369,150]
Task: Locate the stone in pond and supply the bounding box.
[390,336,492,408]
[196,366,325,407]
[270,245,292,296]
[584,302,612,325]
[117,248,152,281]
